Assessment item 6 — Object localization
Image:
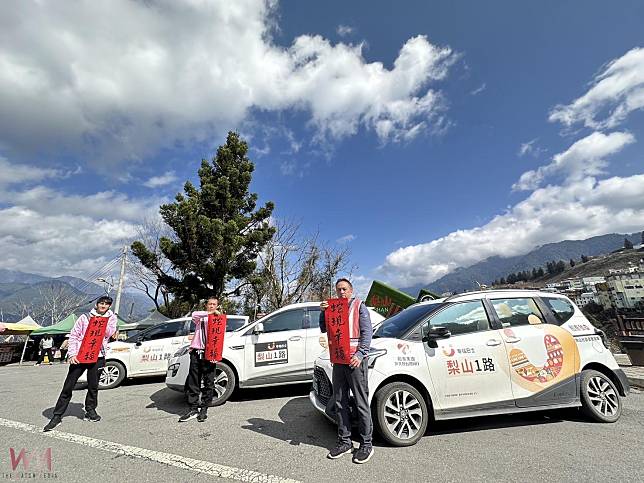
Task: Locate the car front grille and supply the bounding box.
[313,366,332,405]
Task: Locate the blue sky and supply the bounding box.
[1,0,643,295]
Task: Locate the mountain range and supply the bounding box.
[402,232,642,295]
[0,269,154,324]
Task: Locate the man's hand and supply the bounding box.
[69,355,79,365]
[349,355,361,368]
[320,301,329,311]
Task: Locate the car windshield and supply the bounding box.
[373,303,444,339]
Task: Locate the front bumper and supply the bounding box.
[309,390,335,423]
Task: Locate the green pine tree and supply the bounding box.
[131,132,275,308]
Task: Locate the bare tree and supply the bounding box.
[36,283,90,326]
[246,219,355,313]
[11,297,35,320]
[127,217,177,312]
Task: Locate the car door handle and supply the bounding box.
[289,336,302,341]
[486,339,502,346]
[505,337,521,343]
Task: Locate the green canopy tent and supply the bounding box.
[31,314,128,335]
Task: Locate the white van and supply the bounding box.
[310,290,629,446]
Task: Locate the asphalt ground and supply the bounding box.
[1,363,643,482]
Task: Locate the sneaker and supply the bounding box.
[352,445,374,464]
[197,407,208,422]
[327,442,353,459]
[43,416,62,432]
[85,409,101,422]
[178,409,199,422]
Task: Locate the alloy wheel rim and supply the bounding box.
[383,389,423,439]
[214,369,228,398]
[587,376,618,417]
[100,365,119,385]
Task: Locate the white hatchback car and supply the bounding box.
[165,302,385,404]
[310,290,629,446]
[78,315,249,389]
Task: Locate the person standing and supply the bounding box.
[59,337,69,363]
[320,278,374,464]
[36,336,54,365]
[179,297,221,423]
[43,296,118,431]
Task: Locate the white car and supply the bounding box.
[165,302,385,404]
[310,290,630,446]
[78,315,249,389]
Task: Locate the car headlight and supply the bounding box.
[173,345,190,358]
[368,348,387,368]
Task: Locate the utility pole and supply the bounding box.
[114,246,128,316]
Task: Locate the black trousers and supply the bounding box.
[52,358,105,416]
[185,350,216,408]
[332,358,373,447]
[38,348,53,364]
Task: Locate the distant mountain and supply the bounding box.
[402,232,641,295]
[0,270,154,323]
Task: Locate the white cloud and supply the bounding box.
[549,47,644,130]
[470,83,486,96]
[336,25,354,37]
[512,131,635,191]
[336,234,356,244]
[379,173,644,287]
[518,138,541,157]
[143,171,178,188]
[0,0,455,166]
[0,157,61,186]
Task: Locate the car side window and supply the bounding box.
[262,309,305,333]
[491,298,544,327]
[542,297,575,325]
[143,321,186,341]
[306,308,322,329]
[429,301,490,336]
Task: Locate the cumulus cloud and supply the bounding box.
[0,0,455,166]
[512,131,635,191]
[549,47,644,129]
[379,173,644,287]
[0,157,62,186]
[143,171,178,188]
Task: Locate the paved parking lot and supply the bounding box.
[1,363,643,482]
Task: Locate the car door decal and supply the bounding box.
[255,341,288,366]
[504,325,580,392]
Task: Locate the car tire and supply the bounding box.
[209,362,236,406]
[374,381,429,447]
[579,369,621,423]
[99,360,126,389]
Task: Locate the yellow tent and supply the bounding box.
[0,322,40,335]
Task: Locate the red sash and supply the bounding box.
[77,315,109,363]
[326,299,351,364]
[204,314,227,362]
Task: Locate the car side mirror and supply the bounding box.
[253,323,264,334]
[422,326,451,343]
[135,337,143,346]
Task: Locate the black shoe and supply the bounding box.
[85,409,101,422]
[178,409,199,422]
[327,442,353,459]
[197,407,208,422]
[352,445,374,464]
[43,416,62,432]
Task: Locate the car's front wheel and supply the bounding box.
[580,369,622,423]
[374,381,429,446]
[99,360,126,389]
[210,361,236,406]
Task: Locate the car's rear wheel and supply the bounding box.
[374,382,429,446]
[580,369,621,423]
[99,360,126,389]
[210,362,236,406]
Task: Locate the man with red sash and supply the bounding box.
[43,296,118,431]
[320,278,374,464]
[179,297,221,423]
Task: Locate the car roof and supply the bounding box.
[409,289,570,309]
